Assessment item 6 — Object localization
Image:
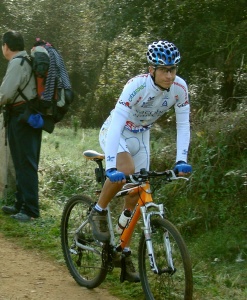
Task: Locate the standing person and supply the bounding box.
[88,41,192,281]
[0,30,42,222]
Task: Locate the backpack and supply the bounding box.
[16,39,74,133]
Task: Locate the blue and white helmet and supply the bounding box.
[146,41,181,66]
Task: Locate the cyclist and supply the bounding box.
[89,41,192,282]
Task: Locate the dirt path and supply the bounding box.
[0,233,119,300]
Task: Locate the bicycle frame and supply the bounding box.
[111,181,166,274]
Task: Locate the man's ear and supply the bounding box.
[149,66,154,76]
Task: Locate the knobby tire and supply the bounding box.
[61,195,108,288]
[138,217,193,300]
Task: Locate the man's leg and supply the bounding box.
[8,112,42,219]
[89,152,136,242]
[98,151,136,208]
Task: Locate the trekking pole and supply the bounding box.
[4,128,8,203]
[2,107,9,203]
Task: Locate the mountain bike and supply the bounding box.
[61,150,193,300]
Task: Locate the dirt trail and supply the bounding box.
[0,233,119,300]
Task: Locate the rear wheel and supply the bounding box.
[61,195,108,288]
[138,217,193,299]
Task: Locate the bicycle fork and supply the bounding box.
[141,203,176,275]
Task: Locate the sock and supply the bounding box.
[123,247,130,253]
[94,204,104,212]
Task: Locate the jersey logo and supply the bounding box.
[141,96,155,108]
[162,100,168,106]
[119,100,131,108]
[177,100,189,108]
[128,83,146,102]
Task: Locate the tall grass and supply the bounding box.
[0,106,246,299]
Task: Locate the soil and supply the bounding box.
[0,233,119,300]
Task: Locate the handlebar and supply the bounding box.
[125,168,189,184]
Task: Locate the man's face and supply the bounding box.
[149,65,177,89]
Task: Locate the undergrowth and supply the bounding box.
[0,106,247,299]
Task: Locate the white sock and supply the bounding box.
[123,247,130,253]
[94,204,104,212]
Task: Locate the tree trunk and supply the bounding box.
[221,53,237,111]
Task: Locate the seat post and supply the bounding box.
[95,159,105,187]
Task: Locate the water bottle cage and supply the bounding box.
[117,221,126,231]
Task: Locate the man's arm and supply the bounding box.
[0,59,23,106]
[175,109,190,163]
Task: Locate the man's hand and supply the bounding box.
[173,161,192,176]
[106,168,126,183]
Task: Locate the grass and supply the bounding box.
[0,107,247,299]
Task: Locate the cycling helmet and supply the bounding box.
[146,41,181,66]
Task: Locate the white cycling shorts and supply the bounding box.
[99,123,150,172]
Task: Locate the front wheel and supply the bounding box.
[138,217,193,300]
[61,195,108,288]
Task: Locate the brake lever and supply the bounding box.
[170,170,189,181]
[128,174,142,184]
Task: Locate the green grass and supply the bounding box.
[0,107,247,299]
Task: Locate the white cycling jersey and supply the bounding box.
[100,73,190,170]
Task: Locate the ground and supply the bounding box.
[0,233,119,300]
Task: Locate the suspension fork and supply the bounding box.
[164,230,175,272]
[141,202,164,274]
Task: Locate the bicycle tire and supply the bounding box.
[61,195,108,288]
[138,217,193,300]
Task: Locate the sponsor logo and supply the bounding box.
[173,82,188,100]
[141,96,155,108]
[119,100,131,108]
[107,155,115,162]
[162,95,169,106]
[128,83,146,102]
[133,108,165,118]
[162,100,168,106]
[125,121,152,133]
[136,96,142,104]
[177,100,189,108]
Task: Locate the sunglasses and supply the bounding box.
[154,66,178,74]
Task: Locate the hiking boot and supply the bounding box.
[88,208,110,242]
[2,205,19,215]
[10,213,35,222]
[115,251,140,283]
[113,252,122,268]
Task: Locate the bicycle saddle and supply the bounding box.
[83,150,105,160]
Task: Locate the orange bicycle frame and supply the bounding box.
[116,181,153,250]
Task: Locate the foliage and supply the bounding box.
[0,0,246,126]
[0,107,247,298]
[1,1,247,297]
